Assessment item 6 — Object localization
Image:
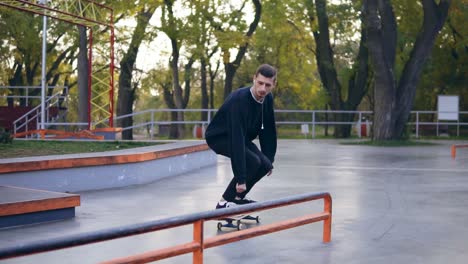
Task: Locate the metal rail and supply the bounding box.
[451,144,468,159]
[114,108,468,139]
[0,192,332,263]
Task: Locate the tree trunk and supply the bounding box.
[222,0,261,99]
[393,0,451,137]
[117,8,156,140]
[168,36,184,139]
[162,1,199,139]
[306,0,369,138]
[7,63,23,107]
[200,58,209,121]
[364,0,451,140]
[364,0,398,140]
[223,62,237,99]
[209,61,219,110]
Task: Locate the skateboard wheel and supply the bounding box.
[217,222,223,230]
[238,223,246,230]
[255,216,260,223]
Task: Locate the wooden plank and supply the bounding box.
[0,144,210,174]
[0,186,80,216]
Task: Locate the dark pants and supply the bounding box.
[207,136,272,202]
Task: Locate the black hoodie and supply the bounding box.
[205,87,277,184]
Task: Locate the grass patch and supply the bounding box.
[341,140,437,147]
[0,140,163,159]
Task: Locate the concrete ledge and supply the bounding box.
[0,186,80,229]
[0,141,216,192]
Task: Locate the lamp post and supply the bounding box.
[39,0,48,130]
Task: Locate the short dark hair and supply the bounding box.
[255,64,277,80]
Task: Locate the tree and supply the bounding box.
[187,0,220,121]
[0,7,76,107]
[159,0,200,138]
[204,0,262,99]
[363,0,452,140]
[236,0,323,110]
[117,3,159,139]
[414,0,467,114]
[305,0,370,138]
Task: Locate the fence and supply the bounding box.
[0,192,332,263]
[114,109,468,139]
[2,104,468,138]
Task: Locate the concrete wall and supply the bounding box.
[0,142,217,193]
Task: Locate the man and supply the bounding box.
[205,64,277,209]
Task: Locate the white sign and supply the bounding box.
[438,95,459,121]
[301,124,309,134]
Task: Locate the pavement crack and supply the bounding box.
[373,222,395,242]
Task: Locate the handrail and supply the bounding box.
[13,88,68,134]
[0,192,332,263]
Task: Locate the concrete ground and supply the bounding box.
[1,139,468,263]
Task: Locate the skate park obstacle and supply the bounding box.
[0,192,332,263]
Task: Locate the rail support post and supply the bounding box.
[451,145,456,159]
[323,194,332,243]
[193,220,204,264]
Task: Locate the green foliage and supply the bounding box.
[0,140,162,159]
[1,0,464,134]
[414,0,468,112]
[234,0,326,110]
[0,128,13,144]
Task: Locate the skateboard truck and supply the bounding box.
[217,215,260,231]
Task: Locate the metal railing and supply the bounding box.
[0,86,67,107]
[410,110,468,137]
[0,192,332,263]
[0,86,69,135]
[114,109,468,139]
[3,104,467,138]
[13,88,69,134]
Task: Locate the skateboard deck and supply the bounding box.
[217,214,260,230]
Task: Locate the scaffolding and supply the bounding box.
[0,0,115,129]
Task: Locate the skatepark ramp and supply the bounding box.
[0,192,332,263]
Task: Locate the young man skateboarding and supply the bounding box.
[205,64,278,209]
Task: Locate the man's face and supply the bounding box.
[252,73,276,101]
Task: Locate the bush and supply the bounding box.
[0,128,13,144]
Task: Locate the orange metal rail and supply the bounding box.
[0,192,332,263]
[451,144,468,159]
[102,192,332,264]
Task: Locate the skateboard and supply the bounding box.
[217,214,260,231]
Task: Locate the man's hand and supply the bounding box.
[236,183,247,193]
[267,169,273,176]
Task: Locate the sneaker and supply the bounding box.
[243,197,257,203]
[233,197,257,205]
[216,201,237,209]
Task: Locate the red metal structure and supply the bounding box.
[0,0,115,129]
